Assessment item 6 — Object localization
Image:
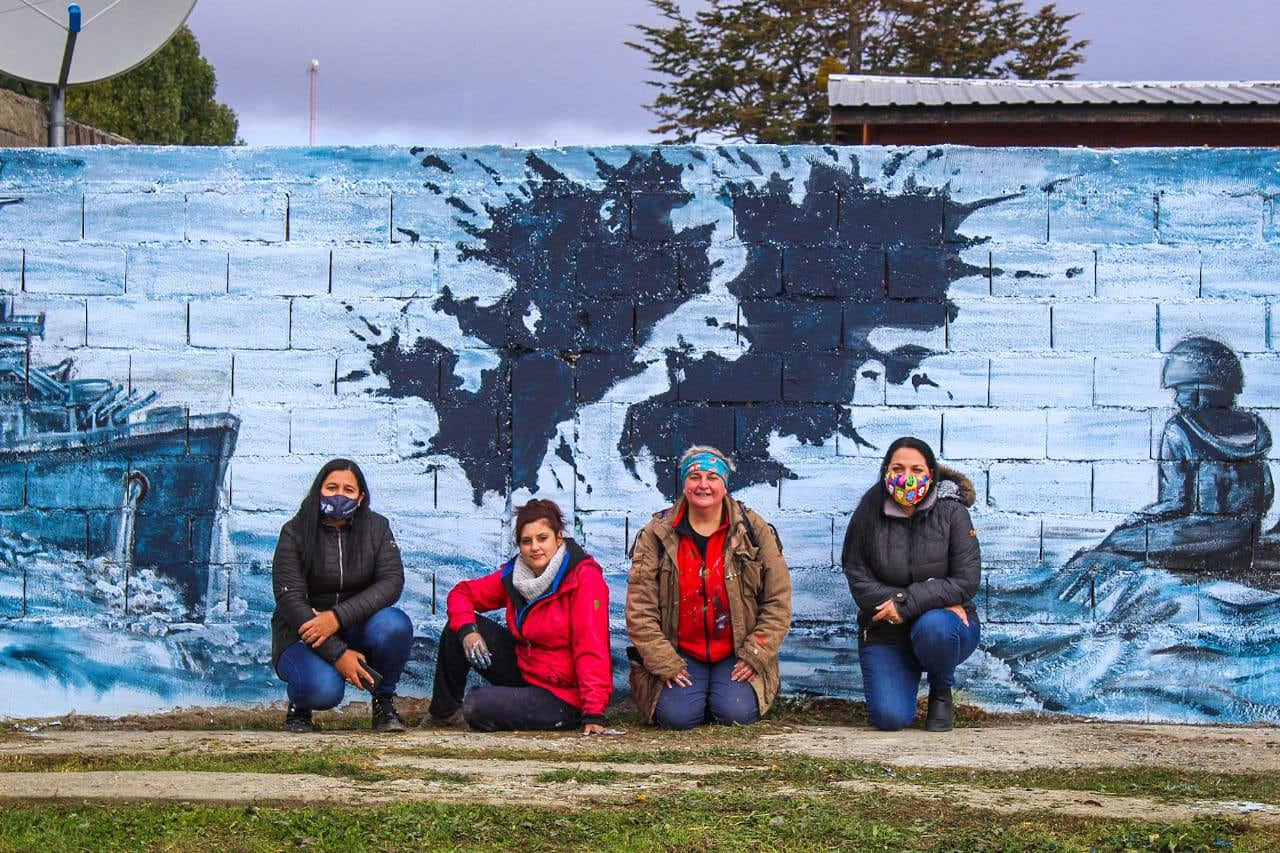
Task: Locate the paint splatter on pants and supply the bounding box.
[275,606,413,710]
[858,607,981,732]
[428,614,581,731]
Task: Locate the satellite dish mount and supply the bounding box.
[49,4,84,147]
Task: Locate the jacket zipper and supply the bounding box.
[335,528,344,603]
[516,591,551,633]
[907,515,918,582]
[700,557,712,662]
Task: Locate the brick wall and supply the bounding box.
[0,88,131,147]
[0,144,1277,721]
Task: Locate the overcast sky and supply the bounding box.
[184,0,1280,147]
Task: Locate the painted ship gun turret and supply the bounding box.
[1,300,239,618]
[2,305,156,437]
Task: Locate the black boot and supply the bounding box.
[421,707,465,729]
[924,686,954,732]
[372,693,407,733]
[284,703,317,733]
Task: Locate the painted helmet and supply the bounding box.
[1160,337,1243,393]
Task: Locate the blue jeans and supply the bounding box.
[859,608,980,732]
[654,657,760,729]
[276,606,413,710]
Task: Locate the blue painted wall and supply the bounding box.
[1,145,1277,722]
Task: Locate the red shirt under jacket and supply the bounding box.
[673,506,735,664]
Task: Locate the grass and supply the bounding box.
[5,694,1007,735]
[3,699,394,733]
[4,698,1276,849]
[534,767,624,785]
[377,742,1280,808]
[380,742,767,767]
[0,792,1265,852]
[906,764,1280,807]
[743,757,1280,806]
[0,749,390,783]
[418,769,475,785]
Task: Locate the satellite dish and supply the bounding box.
[0,0,198,145]
[0,0,197,86]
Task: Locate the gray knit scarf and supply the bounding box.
[512,541,567,603]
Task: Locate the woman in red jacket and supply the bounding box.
[424,499,612,733]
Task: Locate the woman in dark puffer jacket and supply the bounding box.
[840,436,981,733]
[272,458,412,734]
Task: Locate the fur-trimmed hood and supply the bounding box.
[933,462,977,507]
[840,460,983,626]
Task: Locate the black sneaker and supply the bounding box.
[371,693,407,733]
[284,703,317,733]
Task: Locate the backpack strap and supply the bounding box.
[625,509,668,561]
[736,500,783,554]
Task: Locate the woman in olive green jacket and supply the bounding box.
[625,446,793,727]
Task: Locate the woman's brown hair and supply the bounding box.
[514,498,566,542]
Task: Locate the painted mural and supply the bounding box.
[985,336,1280,720]
[0,144,1277,722]
[1,303,237,616]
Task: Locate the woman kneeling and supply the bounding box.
[272,458,412,733]
[627,445,793,729]
[426,499,612,733]
[840,437,982,733]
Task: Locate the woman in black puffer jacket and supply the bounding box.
[272,458,412,734]
[840,436,981,733]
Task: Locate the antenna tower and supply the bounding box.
[308,59,319,145]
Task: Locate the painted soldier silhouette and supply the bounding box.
[1074,337,1275,579]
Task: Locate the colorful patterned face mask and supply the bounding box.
[884,472,931,507]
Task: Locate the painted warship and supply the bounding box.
[0,302,238,617]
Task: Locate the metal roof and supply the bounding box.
[828,75,1280,108]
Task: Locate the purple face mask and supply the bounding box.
[319,494,359,521]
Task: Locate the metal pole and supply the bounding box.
[47,4,82,147]
[308,59,319,145]
[48,85,66,147]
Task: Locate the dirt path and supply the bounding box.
[1,765,1275,828]
[5,721,1278,772]
[0,764,719,809]
[826,779,1280,829]
[2,722,1278,827]
[759,722,1280,772]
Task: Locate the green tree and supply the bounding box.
[0,25,238,145]
[630,0,1088,143]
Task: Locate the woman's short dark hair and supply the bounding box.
[514,498,566,542]
[291,458,372,570]
[878,436,937,482]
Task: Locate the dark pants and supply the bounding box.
[276,606,413,710]
[654,657,760,730]
[428,614,581,732]
[859,608,981,732]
